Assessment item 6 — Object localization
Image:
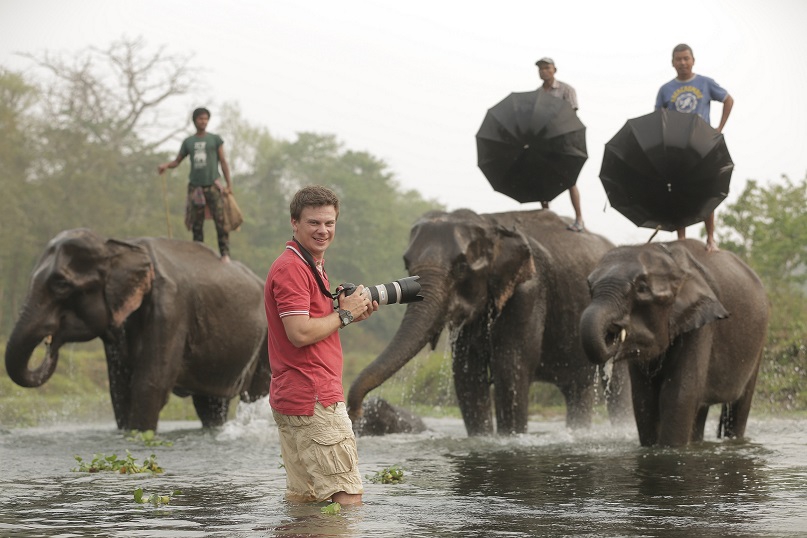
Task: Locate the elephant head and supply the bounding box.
[5,229,154,387]
[347,209,537,421]
[580,242,729,366]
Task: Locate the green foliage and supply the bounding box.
[366,465,405,484]
[321,502,341,514]
[125,430,174,447]
[134,487,182,506]
[718,175,807,291]
[718,174,807,410]
[72,451,164,474]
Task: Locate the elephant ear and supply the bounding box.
[666,244,729,340]
[104,239,154,327]
[488,225,537,312]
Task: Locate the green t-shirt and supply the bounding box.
[179,133,224,186]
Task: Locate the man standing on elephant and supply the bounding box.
[157,107,233,262]
[264,185,378,505]
[655,44,734,253]
[536,57,585,233]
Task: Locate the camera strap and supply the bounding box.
[288,238,337,303]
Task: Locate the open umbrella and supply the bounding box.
[600,108,734,231]
[476,91,587,203]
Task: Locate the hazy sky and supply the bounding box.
[3,0,806,245]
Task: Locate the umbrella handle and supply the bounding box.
[646,226,662,243]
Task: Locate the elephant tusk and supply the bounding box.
[44,335,53,345]
[619,328,627,343]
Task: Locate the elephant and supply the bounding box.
[5,228,271,431]
[347,208,632,436]
[356,397,427,436]
[579,239,769,447]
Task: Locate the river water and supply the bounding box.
[1,399,806,537]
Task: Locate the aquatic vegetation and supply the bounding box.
[71,450,164,474]
[367,465,405,484]
[125,430,174,447]
[321,502,341,514]
[134,487,181,506]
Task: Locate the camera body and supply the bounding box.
[338,276,423,305]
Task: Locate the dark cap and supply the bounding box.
[535,57,555,66]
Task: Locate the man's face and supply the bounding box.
[292,205,337,260]
[538,63,556,82]
[193,113,210,132]
[672,51,695,79]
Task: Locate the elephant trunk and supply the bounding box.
[580,300,625,366]
[5,304,61,387]
[347,268,450,421]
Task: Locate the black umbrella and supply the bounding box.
[476,91,587,203]
[600,108,734,231]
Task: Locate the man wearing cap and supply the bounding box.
[536,57,584,232]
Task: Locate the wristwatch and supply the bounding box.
[338,308,354,328]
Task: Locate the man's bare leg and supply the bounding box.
[704,212,719,252]
[332,491,362,505]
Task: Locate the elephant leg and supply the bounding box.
[629,363,661,446]
[559,381,594,430]
[604,361,633,425]
[491,352,532,435]
[103,330,132,430]
[452,324,493,436]
[692,406,709,442]
[719,367,759,438]
[193,395,231,428]
[657,332,711,447]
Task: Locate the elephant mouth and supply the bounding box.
[604,326,628,359]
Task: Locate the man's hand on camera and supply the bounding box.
[338,285,378,324]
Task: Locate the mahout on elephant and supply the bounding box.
[348,209,632,436]
[5,228,271,431]
[580,239,769,447]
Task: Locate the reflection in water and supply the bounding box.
[1,410,806,537]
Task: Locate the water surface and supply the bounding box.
[2,400,806,537]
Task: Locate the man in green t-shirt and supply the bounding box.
[158,107,233,262]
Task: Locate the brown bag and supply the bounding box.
[222,191,244,232]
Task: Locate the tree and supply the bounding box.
[718,175,807,409]
[0,38,196,337]
[718,175,807,292]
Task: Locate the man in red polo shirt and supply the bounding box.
[264,185,377,505]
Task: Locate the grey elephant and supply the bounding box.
[580,239,769,447]
[5,228,271,431]
[357,397,427,436]
[347,209,632,436]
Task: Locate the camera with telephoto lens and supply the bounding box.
[337,276,424,305]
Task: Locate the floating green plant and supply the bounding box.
[125,430,174,447]
[321,502,341,514]
[134,487,182,506]
[71,450,164,474]
[366,465,405,484]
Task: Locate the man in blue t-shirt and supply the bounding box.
[655,44,734,252]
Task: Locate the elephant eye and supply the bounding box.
[634,279,652,299]
[50,275,74,296]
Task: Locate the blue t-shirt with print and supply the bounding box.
[654,75,728,125]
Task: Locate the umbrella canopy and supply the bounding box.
[600,108,734,231]
[476,91,587,203]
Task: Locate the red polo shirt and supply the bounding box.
[264,242,343,416]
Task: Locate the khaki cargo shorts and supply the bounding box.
[272,401,363,503]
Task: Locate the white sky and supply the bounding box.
[2,0,806,246]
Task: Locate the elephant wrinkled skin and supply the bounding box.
[348,209,632,436]
[580,239,769,447]
[5,229,271,431]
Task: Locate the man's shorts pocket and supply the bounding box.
[311,426,358,476]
